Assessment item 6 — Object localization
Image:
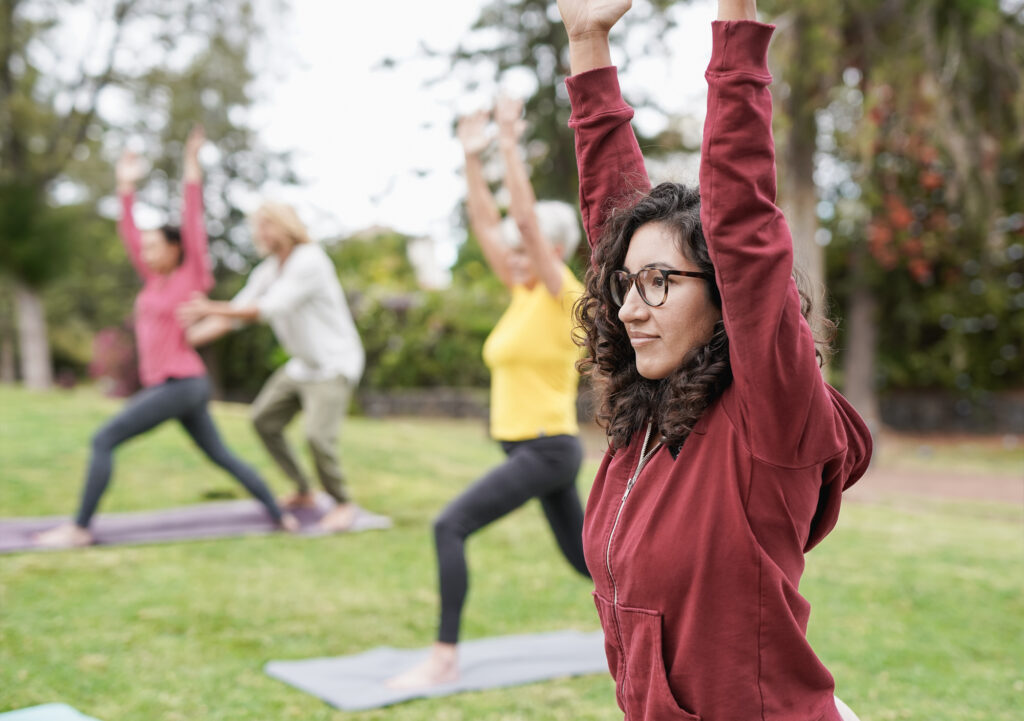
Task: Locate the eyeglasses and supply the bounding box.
[609,266,712,307]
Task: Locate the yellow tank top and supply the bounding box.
[482,264,583,441]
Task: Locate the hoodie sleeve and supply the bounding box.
[566,66,650,254]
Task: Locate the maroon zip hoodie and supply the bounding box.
[566,20,872,721]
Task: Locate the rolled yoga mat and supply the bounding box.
[264,629,608,711]
[0,495,391,553]
[0,705,102,721]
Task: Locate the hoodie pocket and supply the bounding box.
[593,593,701,721]
[616,603,702,721]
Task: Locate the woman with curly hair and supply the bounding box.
[556,0,872,719]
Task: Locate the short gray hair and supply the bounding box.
[499,200,582,260]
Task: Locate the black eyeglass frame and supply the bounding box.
[609,266,714,308]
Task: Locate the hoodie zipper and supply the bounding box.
[605,421,661,606]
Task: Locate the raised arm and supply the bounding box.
[180,125,214,292]
[115,150,151,280]
[700,5,837,463]
[559,0,648,250]
[495,96,564,297]
[457,111,515,287]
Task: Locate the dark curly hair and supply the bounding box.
[574,182,831,451]
[159,224,185,265]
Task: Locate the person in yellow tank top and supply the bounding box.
[388,96,591,689]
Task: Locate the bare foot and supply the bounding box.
[277,513,300,533]
[386,643,459,689]
[317,503,358,533]
[279,491,318,510]
[33,523,93,549]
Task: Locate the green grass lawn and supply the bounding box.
[1,386,1021,720]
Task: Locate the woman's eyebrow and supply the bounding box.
[620,261,675,273]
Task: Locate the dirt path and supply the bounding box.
[848,467,1023,505]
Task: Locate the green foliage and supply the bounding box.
[352,285,504,390]
[40,214,136,373]
[329,231,507,391]
[0,182,78,288]
[817,0,1024,391]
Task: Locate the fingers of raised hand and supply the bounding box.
[116,151,143,182]
[456,111,492,153]
[557,0,632,36]
[186,125,205,156]
[495,95,524,125]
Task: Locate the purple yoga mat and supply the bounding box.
[0,495,392,553]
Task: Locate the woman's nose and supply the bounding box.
[617,283,649,324]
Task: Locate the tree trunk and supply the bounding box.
[0,331,15,383]
[842,278,880,432]
[780,109,828,342]
[14,281,52,390]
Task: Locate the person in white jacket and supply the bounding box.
[180,202,365,532]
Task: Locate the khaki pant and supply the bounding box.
[250,367,353,503]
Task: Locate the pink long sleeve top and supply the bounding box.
[567,21,872,721]
[119,182,213,387]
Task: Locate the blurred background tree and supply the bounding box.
[0,0,295,389]
[764,0,1024,427]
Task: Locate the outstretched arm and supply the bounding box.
[180,125,214,291]
[559,0,648,250]
[457,111,515,287]
[180,265,272,346]
[115,150,151,280]
[178,293,260,328]
[495,96,564,297]
[184,314,234,347]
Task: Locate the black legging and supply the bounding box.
[433,434,590,644]
[75,375,283,527]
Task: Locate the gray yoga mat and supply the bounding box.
[0,705,101,721]
[0,495,391,553]
[265,629,608,711]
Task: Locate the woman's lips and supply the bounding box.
[629,333,657,348]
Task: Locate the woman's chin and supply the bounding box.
[634,360,671,381]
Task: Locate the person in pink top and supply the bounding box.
[558,0,871,719]
[35,127,295,548]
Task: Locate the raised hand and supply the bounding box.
[183,124,205,183]
[494,96,526,141]
[456,110,492,156]
[185,125,205,162]
[115,150,144,194]
[556,0,632,41]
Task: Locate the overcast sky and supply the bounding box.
[249,0,717,262]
